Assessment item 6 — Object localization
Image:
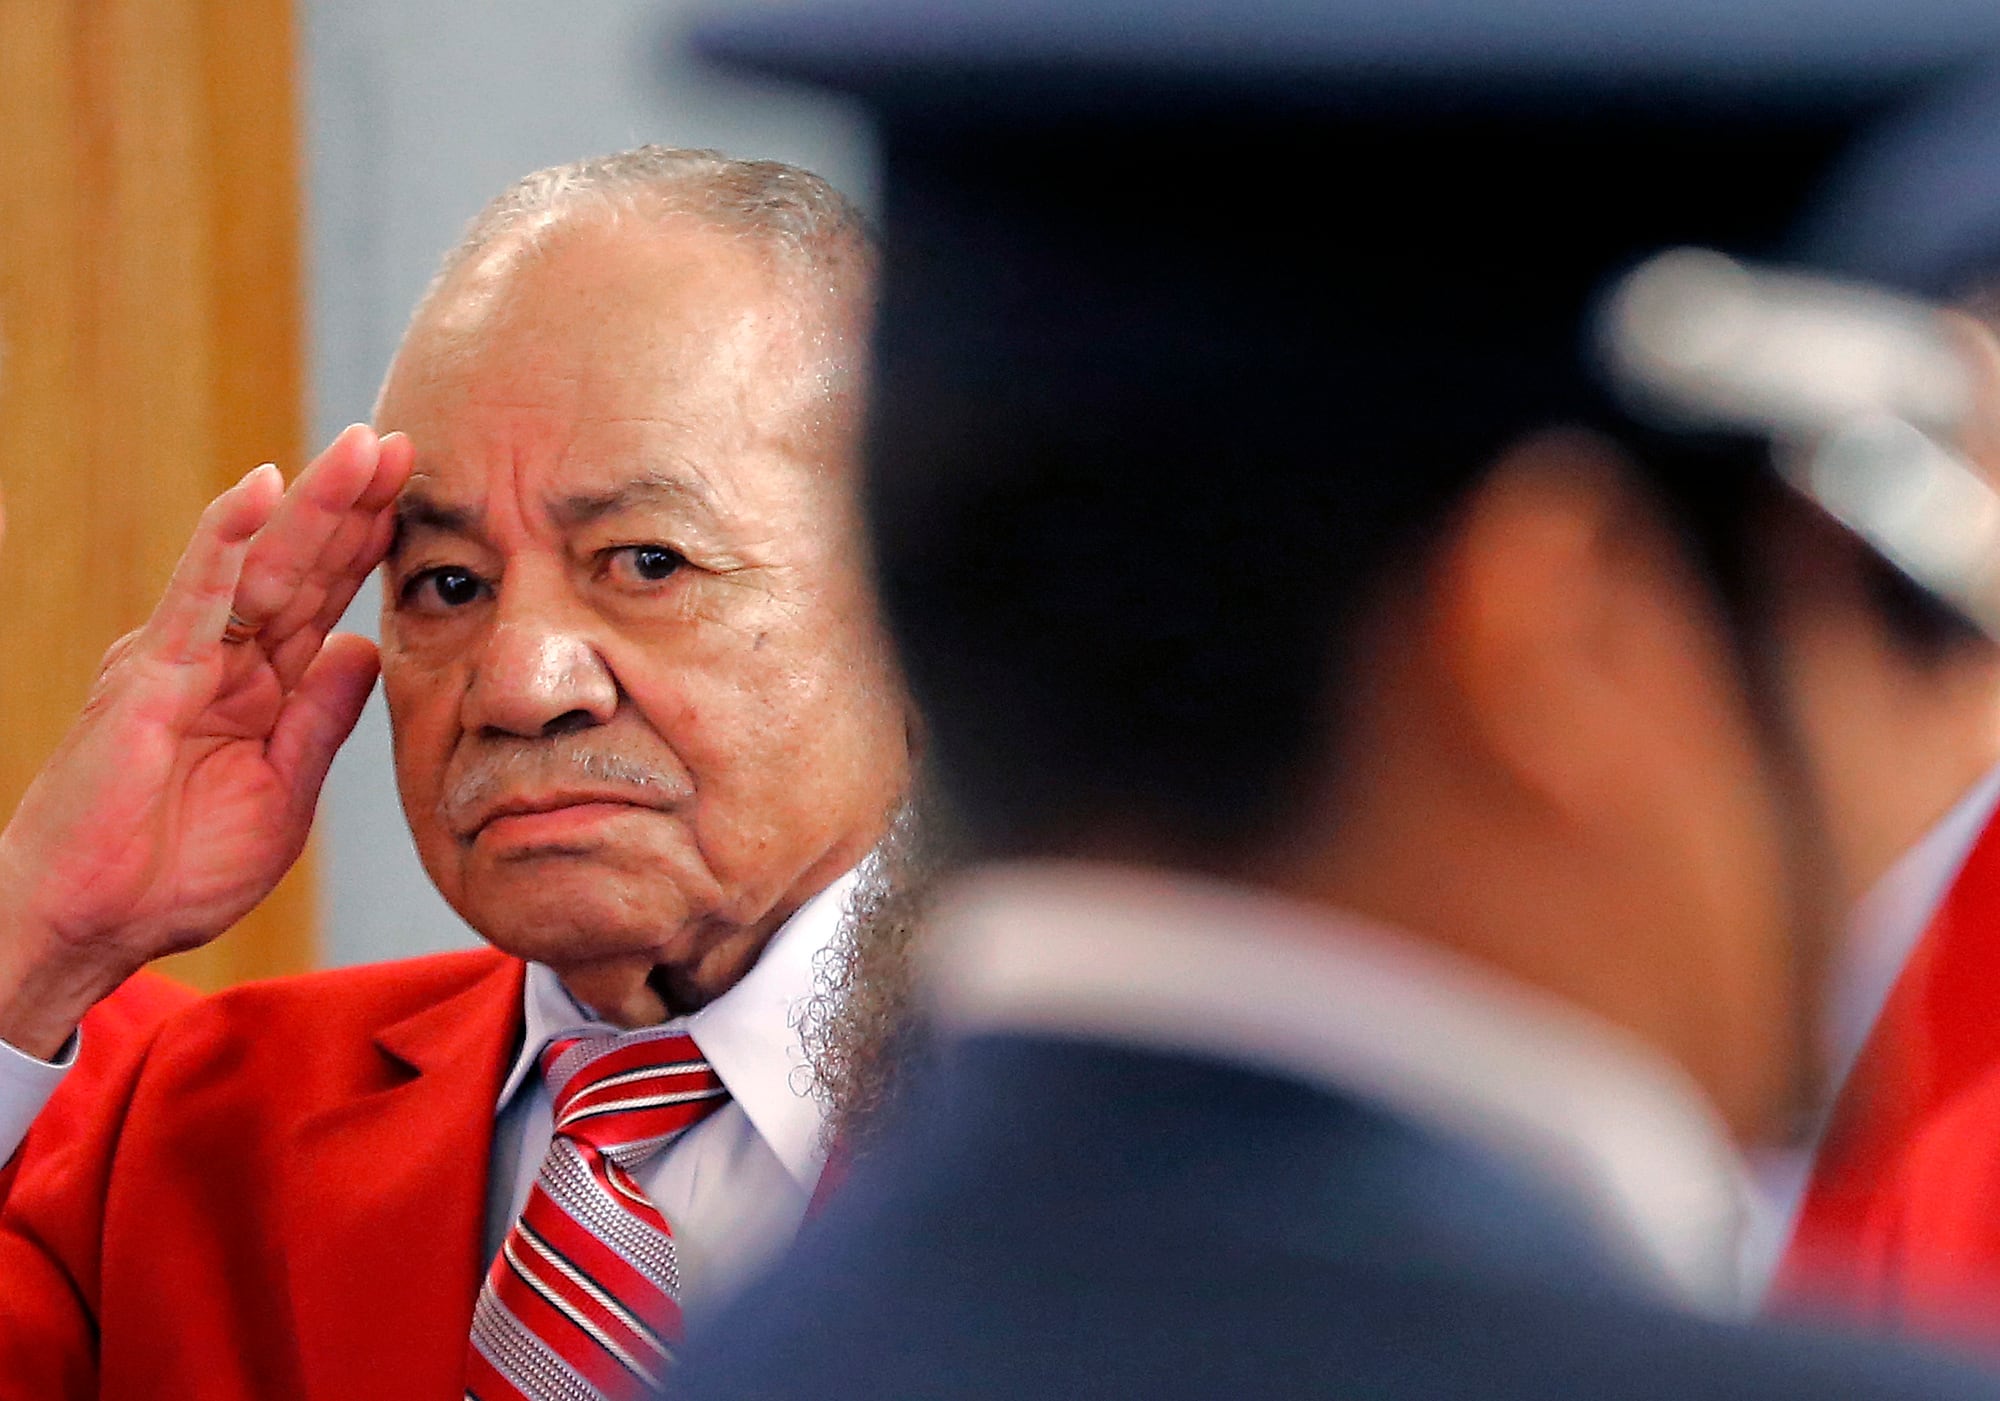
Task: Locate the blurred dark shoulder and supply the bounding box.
[678,1034,2000,1401]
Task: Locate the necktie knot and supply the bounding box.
[539,1026,730,1167]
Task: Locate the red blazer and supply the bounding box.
[0,947,525,1400]
[1779,807,2000,1334]
[0,970,199,1206]
[1832,1060,2000,1340]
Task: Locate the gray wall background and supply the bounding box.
[301,0,874,966]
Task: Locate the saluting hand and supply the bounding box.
[0,424,413,1057]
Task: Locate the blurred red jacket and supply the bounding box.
[0,948,522,1400]
[0,969,198,1203]
[1779,811,2000,1340]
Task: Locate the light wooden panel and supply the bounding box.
[0,0,316,990]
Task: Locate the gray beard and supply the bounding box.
[797,796,946,1156]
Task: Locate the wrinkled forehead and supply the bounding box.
[386,220,832,419]
[377,221,863,535]
[390,444,737,545]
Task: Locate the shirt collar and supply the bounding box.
[1736,765,2000,1295]
[1829,762,2000,1087]
[498,866,861,1189]
[927,860,1750,1316]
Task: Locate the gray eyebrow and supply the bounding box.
[390,491,481,556]
[550,473,723,528]
[387,472,726,559]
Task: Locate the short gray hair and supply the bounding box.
[418,144,874,321]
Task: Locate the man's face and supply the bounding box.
[374,218,908,1015]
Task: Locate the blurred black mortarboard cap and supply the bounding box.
[695,0,2000,444]
[1802,62,2000,300]
[696,0,2000,116]
[688,0,2000,839]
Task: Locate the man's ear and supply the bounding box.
[1427,428,1707,831]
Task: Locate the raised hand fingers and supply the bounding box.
[1943,310,2000,475]
[264,504,399,688]
[234,426,414,688]
[267,631,380,810]
[259,432,413,688]
[134,464,285,670]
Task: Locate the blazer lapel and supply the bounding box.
[1783,808,2000,1301]
[286,954,525,1401]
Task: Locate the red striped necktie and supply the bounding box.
[467,1026,730,1401]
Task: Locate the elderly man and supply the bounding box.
[0,146,906,1400]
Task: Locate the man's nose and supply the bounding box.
[461,592,620,739]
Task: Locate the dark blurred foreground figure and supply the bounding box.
[677,2,2000,1396]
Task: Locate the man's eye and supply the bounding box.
[606,545,686,585]
[400,566,489,613]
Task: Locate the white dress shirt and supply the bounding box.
[488,867,852,1316]
[1738,764,2000,1296]
[930,861,1751,1315]
[0,868,853,1317]
[0,1030,75,1167]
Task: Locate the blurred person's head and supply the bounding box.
[842,108,2000,1149]
[373,148,910,1024]
[801,447,2000,1152]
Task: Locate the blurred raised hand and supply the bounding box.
[0,424,413,1056]
[1949,309,2000,472]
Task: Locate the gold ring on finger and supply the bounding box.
[221,611,259,646]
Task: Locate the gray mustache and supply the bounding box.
[441,740,689,831]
